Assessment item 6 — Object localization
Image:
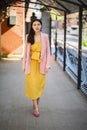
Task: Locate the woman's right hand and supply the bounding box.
[45,67,50,73]
[22,66,25,72]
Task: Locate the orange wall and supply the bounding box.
[1,2,24,55]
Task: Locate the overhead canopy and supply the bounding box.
[1,0,87,14]
[38,0,87,14]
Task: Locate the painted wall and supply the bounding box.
[1,2,25,56]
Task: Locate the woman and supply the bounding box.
[22,19,50,117]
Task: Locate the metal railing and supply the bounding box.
[56,40,87,95]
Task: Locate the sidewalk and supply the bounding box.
[0,58,87,130]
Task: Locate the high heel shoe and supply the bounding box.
[33,108,40,117]
[33,112,40,117]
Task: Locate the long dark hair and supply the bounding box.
[27,19,42,45]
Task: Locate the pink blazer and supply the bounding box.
[22,32,51,74]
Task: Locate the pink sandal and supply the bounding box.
[33,112,40,117]
[33,108,40,117]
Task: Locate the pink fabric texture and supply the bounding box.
[22,32,51,74]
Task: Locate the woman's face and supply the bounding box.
[32,21,42,33]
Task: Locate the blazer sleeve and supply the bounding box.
[46,34,51,68]
[22,44,27,69]
[22,35,28,69]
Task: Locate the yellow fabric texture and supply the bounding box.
[25,42,46,100]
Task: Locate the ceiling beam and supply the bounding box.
[2,0,65,12]
[29,1,67,12]
[38,0,50,11]
[59,0,81,6]
[78,0,87,7]
[10,4,40,10]
[54,0,70,13]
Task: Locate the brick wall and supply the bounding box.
[1,2,25,56]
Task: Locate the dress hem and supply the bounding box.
[25,95,41,100]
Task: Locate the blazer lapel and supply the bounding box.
[41,32,44,59]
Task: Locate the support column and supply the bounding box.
[55,15,57,60]
[41,11,51,51]
[63,12,67,71]
[41,11,51,35]
[77,7,83,89]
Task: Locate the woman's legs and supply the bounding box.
[33,97,40,109]
[37,97,40,105]
[32,99,39,114]
[32,97,41,117]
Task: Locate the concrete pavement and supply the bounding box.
[0,58,87,130]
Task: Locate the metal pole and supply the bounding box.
[77,7,83,89]
[55,15,57,60]
[63,12,66,71]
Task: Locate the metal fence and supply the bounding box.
[54,40,87,96]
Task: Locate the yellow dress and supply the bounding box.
[25,41,46,100]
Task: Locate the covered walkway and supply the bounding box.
[0,58,87,130]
